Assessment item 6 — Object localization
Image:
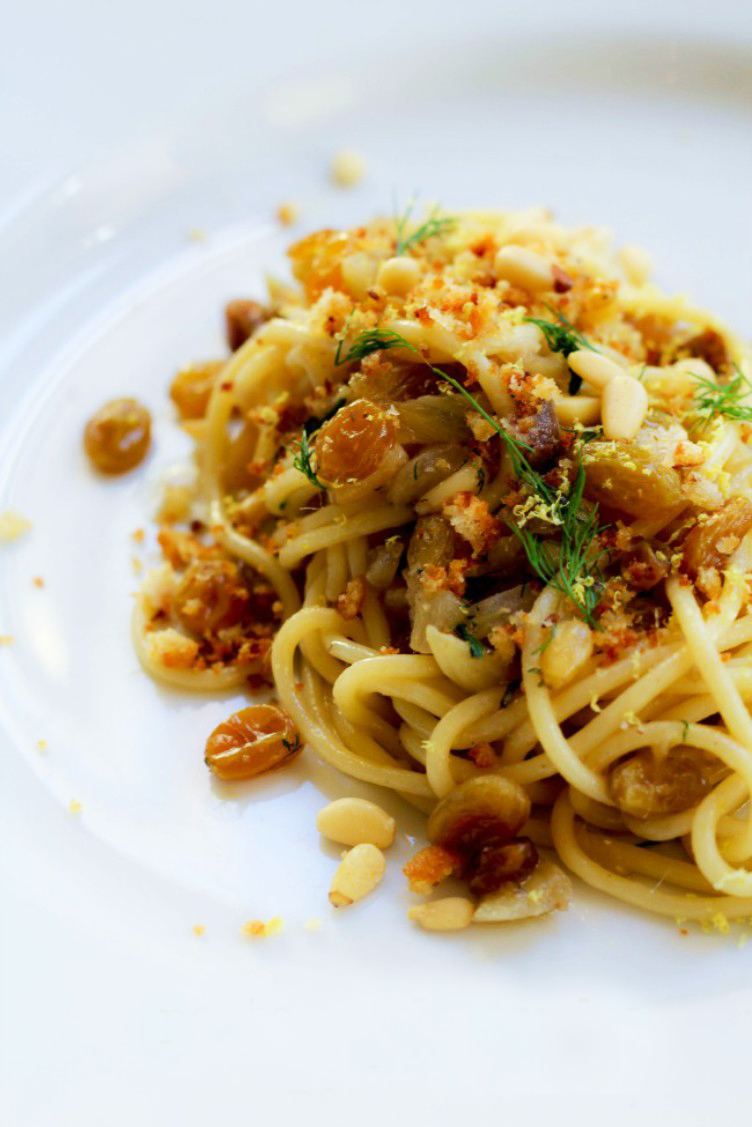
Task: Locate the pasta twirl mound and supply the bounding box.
[134,207,752,928]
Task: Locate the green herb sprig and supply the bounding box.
[291,398,346,491]
[335,326,606,623]
[395,203,456,256]
[293,429,323,490]
[523,307,597,394]
[455,623,485,659]
[508,463,607,626]
[335,327,535,478]
[692,365,752,426]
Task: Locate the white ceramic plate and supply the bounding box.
[2,8,752,1124]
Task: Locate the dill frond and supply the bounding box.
[395,202,456,255]
[292,429,324,490]
[508,463,606,625]
[335,326,607,623]
[334,328,411,367]
[523,307,597,393]
[692,365,752,426]
[454,623,485,658]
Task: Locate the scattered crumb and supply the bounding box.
[0,510,31,543]
[331,149,365,188]
[188,228,206,242]
[32,576,44,588]
[241,916,283,939]
[36,739,47,753]
[276,202,299,226]
[192,924,206,937]
[679,928,688,937]
[0,635,13,646]
[132,528,145,543]
[739,933,749,950]
[711,912,730,935]
[304,917,322,933]
[131,556,143,575]
[69,799,83,815]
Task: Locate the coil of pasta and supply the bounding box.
[134,207,752,930]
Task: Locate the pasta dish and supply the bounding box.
[132,206,752,930]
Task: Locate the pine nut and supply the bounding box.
[568,350,625,391]
[377,255,421,297]
[493,246,553,292]
[408,897,475,932]
[601,374,649,441]
[618,244,653,286]
[341,253,377,300]
[541,621,594,690]
[317,797,396,848]
[553,395,601,427]
[329,843,385,907]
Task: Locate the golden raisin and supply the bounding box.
[682,497,752,579]
[173,559,249,636]
[315,399,398,485]
[205,704,301,781]
[170,361,224,420]
[608,746,726,818]
[225,300,269,351]
[583,442,683,519]
[83,398,151,474]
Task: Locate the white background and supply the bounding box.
[2,2,752,1124]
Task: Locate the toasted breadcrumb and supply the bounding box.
[711,912,730,935]
[403,844,462,895]
[36,739,47,752]
[147,628,200,670]
[69,799,83,815]
[276,202,299,226]
[132,528,145,543]
[241,917,283,938]
[192,924,206,937]
[0,510,31,542]
[0,635,13,646]
[443,492,500,557]
[336,576,367,620]
[32,576,44,588]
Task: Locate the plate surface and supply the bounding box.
[2,6,752,1124]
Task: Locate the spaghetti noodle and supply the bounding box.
[134,207,752,928]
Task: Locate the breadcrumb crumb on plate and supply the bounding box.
[0,510,31,542]
[276,202,299,226]
[0,635,14,646]
[69,799,83,815]
[241,917,283,938]
[330,149,365,187]
[192,924,206,937]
